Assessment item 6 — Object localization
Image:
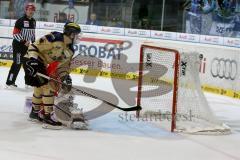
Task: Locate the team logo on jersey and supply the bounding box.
[24,21,29,27]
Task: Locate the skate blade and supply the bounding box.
[5,86,32,92]
[5,86,17,90]
[28,117,42,123]
[42,124,63,130]
[71,121,88,130]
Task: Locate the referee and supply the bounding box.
[6,3,36,88]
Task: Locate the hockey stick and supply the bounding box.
[37,73,142,112]
[72,47,88,62]
[54,104,71,117]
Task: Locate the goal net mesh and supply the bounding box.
[138,45,230,134]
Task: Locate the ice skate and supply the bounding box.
[25,85,33,91]
[5,83,31,92]
[28,109,43,123]
[5,83,18,89]
[42,112,63,130]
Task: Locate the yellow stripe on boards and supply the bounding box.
[1,60,239,100]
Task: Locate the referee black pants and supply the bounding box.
[6,41,28,85]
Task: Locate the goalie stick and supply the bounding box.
[37,73,142,112]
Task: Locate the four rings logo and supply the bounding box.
[211,58,238,80]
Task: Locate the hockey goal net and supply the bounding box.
[137,44,230,134]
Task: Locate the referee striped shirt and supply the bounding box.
[13,14,36,44]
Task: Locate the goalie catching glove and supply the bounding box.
[24,58,48,87]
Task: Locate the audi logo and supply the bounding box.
[211,58,238,80]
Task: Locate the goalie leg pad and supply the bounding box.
[69,109,88,130]
[54,97,88,130]
[70,120,88,130]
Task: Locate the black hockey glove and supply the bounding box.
[24,58,48,87]
[62,75,72,93]
[25,58,45,76]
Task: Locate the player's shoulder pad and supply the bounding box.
[45,31,64,42]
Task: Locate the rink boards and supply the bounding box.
[0,21,240,99]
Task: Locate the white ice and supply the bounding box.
[0,67,240,160]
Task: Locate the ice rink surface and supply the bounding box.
[0,67,240,160]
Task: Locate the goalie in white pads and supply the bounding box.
[54,93,88,130]
[23,22,87,129]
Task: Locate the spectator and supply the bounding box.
[138,17,151,29]
[57,12,68,23]
[107,17,124,28]
[86,13,101,25]
[8,0,33,19]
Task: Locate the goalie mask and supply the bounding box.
[63,22,82,44]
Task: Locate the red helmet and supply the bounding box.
[25,3,36,11]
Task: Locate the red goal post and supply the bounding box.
[136,44,230,134]
[137,44,180,132]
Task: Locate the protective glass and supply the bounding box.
[73,32,83,44]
